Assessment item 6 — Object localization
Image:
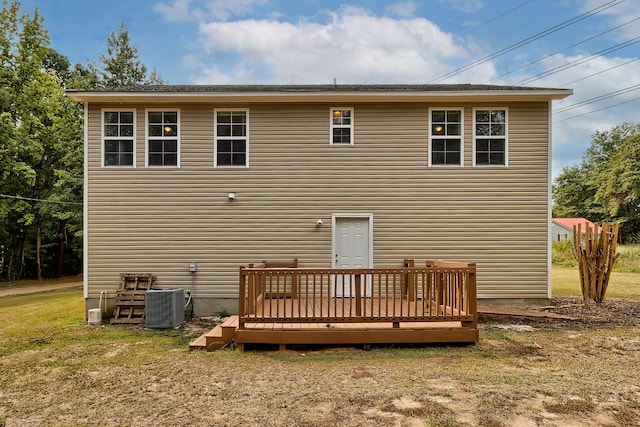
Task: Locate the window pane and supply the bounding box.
[105,125,119,137]
[491,124,505,136]
[490,152,505,165]
[476,111,490,122]
[104,153,118,166]
[232,124,246,137]
[120,125,133,137]
[217,124,231,137]
[445,139,460,151]
[149,140,163,152]
[148,153,163,166]
[165,154,177,166]
[447,124,460,135]
[432,124,445,135]
[432,152,445,164]
[218,140,232,152]
[432,139,445,151]
[165,140,177,152]
[120,140,133,152]
[476,139,488,151]
[476,124,490,136]
[120,112,134,123]
[164,125,177,136]
[431,110,445,122]
[233,140,246,152]
[491,110,505,122]
[446,152,460,164]
[217,153,232,166]
[164,112,177,123]
[232,153,246,165]
[447,111,460,122]
[105,140,119,152]
[217,113,231,123]
[148,112,163,123]
[148,124,163,137]
[490,139,504,151]
[104,112,119,123]
[231,113,246,123]
[476,153,489,165]
[120,154,133,166]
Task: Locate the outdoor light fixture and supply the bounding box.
[228,193,236,200]
[316,219,323,226]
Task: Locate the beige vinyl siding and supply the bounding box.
[86,101,550,301]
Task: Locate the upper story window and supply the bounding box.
[474,109,507,166]
[103,110,135,167]
[429,109,462,166]
[146,110,179,167]
[330,108,353,145]
[215,110,248,167]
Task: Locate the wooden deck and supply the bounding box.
[190,260,479,351]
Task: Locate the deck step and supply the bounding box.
[189,316,240,351]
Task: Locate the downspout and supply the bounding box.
[83,102,89,300]
[547,100,553,300]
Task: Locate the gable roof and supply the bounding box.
[67,84,572,104]
[553,218,602,233]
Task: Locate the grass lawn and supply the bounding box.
[1,273,639,426]
[552,266,640,301]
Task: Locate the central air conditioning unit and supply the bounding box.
[145,288,185,329]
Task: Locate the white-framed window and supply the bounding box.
[214,109,248,167]
[330,107,354,145]
[146,109,179,167]
[429,108,463,166]
[473,108,508,166]
[102,109,135,167]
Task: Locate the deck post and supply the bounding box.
[355,274,362,317]
[238,266,246,329]
[463,264,478,329]
[403,259,416,301]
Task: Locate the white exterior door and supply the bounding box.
[333,216,372,297]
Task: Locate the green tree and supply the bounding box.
[0,0,83,279]
[96,23,164,87]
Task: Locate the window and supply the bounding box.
[474,109,507,166]
[103,110,135,166]
[215,110,248,167]
[330,108,353,144]
[429,109,462,166]
[147,110,179,167]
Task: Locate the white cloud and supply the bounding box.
[193,5,486,84]
[386,0,420,18]
[154,0,267,22]
[440,0,483,13]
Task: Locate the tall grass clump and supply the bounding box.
[552,239,577,267]
[614,244,640,273]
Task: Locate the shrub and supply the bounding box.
[552,239,577,267]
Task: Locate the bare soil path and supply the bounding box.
[0,279,82,297]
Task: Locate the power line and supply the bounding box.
[516,35,640,84]
[490,15,640,82]
[460,0,536,37]
[554,83,640,113]
[554,96,640,123]
[0,194,82,205]
[561,56,640,86]
[430,0,625,83]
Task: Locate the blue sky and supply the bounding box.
[20,0,640,177]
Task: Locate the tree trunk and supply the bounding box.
[36,226,42,280]
[55,223,67,278]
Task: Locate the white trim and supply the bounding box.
[331,213,374,268]
[472,107,509,167]
[330,107,354,145]
[144,108,180,168]
[101,108,136,167]
[428,107,464,167]
[547,100,553,299]
[214,108,250,168]
[83,103,89,299]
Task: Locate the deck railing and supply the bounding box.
[238,261,477,329]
